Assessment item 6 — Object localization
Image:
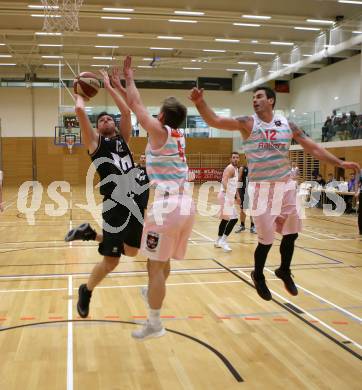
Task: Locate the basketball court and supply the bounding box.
[0,1,361,389]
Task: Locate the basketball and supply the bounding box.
[73,72,100,99]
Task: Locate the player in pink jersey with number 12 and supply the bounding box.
[190,85,359,301]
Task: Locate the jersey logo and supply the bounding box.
[274,120,282,126]
[116,140,124,153]
[146,232,160,251]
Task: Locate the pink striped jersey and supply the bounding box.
[242,113,293,182]
[145,125,189,193]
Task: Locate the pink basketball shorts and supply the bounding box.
[217,191,238,221]
[141,194,196,261]
[248,180,302,245]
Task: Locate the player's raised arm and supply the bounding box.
[74,93,99,154]
[123,56,165,139]
[189,87,252,138]
[99,68,132,143]
[290,121,360,171]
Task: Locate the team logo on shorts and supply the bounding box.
[146,232,159,251]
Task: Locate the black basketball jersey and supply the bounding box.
[239,166,249,188]
[90,134,135,197]
[135,165,150,208]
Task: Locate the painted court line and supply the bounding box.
[266,268,361,323]
[237,269,362,350]
[67,275,73,390]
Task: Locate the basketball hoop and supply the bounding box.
[41,0,84,32]
[66,136,75,154]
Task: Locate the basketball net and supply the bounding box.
[41,0,83,32]
[66,137,74,154]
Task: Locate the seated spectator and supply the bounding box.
[316,174,326,187]
[291,162,299,181]
[322,116,332,142]
[348,173,356,192]
[326,173,337,188]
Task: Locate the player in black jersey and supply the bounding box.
[135,154,150,210]
[235,163,256,234]
[67,68,147,318]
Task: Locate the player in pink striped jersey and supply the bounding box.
[190,86,360,301]
[124,56,195,339]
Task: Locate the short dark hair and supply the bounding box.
[231,151,240,156]
[253,86,276,109]
[96,111,115,127]
[160,97,187,129]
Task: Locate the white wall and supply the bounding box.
[0,86,290,137]
[289,54,361,119]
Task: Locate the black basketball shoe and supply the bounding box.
[275,268,298,296]
[65,223,96,242]
[77,284,92,318]
[251,271,272,301]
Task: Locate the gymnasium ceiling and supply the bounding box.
[0,0,361,81]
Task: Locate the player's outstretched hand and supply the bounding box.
[189,87,204,105]
[99,69,112,90]
[341,161,360,171]
[123,55,134,80]
[111,66,127,99]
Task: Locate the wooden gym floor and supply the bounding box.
[0,185,361,389]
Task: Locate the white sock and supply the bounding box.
[222,234,228,242]
[149,308,161,327]
[217,236,222,240]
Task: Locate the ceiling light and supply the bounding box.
[334,96,339,100]
[215,38,240,43]
[91,64,110,67]
[38,44,63,47]
[0,54,12,58]
[143,57,153,60]
[338,0,362,4]
[238,62,258,66]
[102,7,134,12]
[0,63,16,66]
[41,55,63,58]
[31,14,60,18]
[254,51,276,55]
[168,19,198,24]
[303,54,313,57]
[35,32,62,36]
[352,30,362,33]
[306,19,334,24]
[43,63,64,66]
[226,68,245,72]
[150,47,173,50]
[294,26,320,31]
[174,10,204,16]
[97,34,124,37]
[0,44,5,46]
[95,45,119,48]
[251,40,259,43]
[183,67,202,70]
[157,36,183,40]
[233,23,260,27]
[238,61,258,65]
[28,5,59,9]
[137,65,153,68]
[270,41,294,46]
[101,16,131,20]
[203,49,226,52]
[93,56,114,60]
[242,15,271,20]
